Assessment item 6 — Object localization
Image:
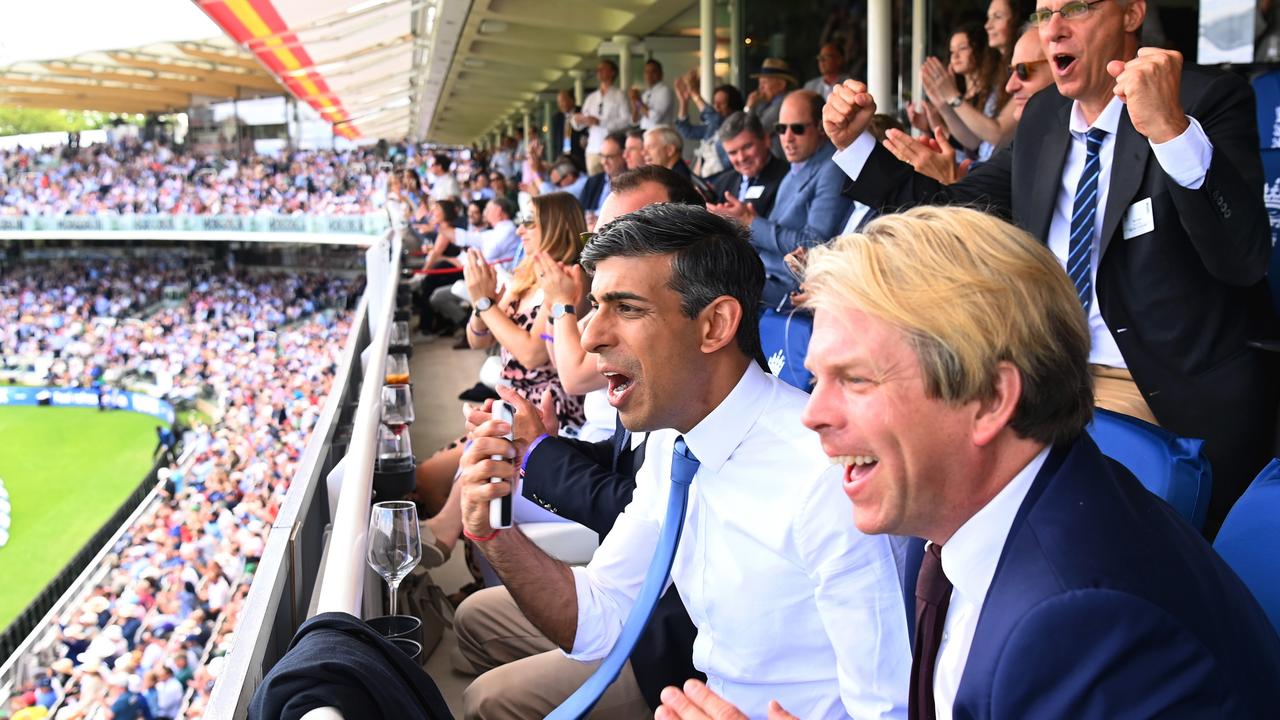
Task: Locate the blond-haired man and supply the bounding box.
[658,206,1280,719]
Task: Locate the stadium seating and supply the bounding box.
[1214,459,1280,633]
[1086,408,1213,530]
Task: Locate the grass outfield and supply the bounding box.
[0,406,161,631]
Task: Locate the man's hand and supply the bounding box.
[882,126,970,185]
[654,680,798,720]
[707,191,756,227]
[456,417,518,538]
[468,384,552,440]
[823,80,877,151]
[1107,48,1189,144]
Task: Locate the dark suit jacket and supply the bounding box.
[940,435,1280,718]
[578,172,609,213]
[842,67,1276,527]
[522,422,703,709]
[249,612,452,720]
[551,110,588,171]
[708,153,789,218]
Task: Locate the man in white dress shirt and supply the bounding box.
[457,204,911,719]
[574,59,633,176]
[632,59,678,130]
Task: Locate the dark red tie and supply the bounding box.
[909,543,952,720]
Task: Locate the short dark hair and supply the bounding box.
[609,165,706,208]
[645,59,663,74]
[599,58,619,75]
[488,196,516,219]
[603,131,627,151]
[713,84,746,114]
[625,128,645,142]
[581,204,763,361]
[433,153,450,169]
[717,111,766,143]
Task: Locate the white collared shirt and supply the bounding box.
[640,82,678,129]
[931,446,1050,720]
[453,219,520,271]
[569,363,912,719]
[832,98,1213,370]
[1050,97,1212,368]
[573,86,631,154]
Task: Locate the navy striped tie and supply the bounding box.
[1067,128,1108,311]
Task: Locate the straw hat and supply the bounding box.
[750,58,797,86]
[51,658,75,675]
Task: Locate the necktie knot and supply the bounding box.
[916,543,952,607]
[1085,127,1107,154]
[671,436,700,487]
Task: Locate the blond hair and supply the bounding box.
[803,206,1093,444]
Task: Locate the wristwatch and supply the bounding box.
[474,296,494,313]
[947,96,964,108]
[549,303,576,320]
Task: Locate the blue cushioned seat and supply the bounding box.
[1086,408,1212,530]
[1214,459,1280,634]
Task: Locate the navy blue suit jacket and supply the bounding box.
[944,435,1280,718]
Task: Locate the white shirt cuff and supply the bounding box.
[831,131,877,182]
[565,564,612,661]
[1149,115,1212,190]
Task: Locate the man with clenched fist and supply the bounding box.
[823,0,1274,536]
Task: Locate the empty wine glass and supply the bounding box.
[366,501,421,617]
[385,353,410,385]
[381,383,415,426]
[390,320,411,348]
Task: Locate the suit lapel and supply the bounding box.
[1027,101,1072,242]
[1098,110,1150,259]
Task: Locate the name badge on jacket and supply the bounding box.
[745,185,765,200]
[1122,197,1155,239]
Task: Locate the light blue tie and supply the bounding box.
[1067,128,1108,311]
[547,436,700,719]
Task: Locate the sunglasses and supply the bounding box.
[1009,59,1049,81]
[774,122,813,136]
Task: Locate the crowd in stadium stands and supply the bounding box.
[1,259,356,719]
[0,139,388,216]
[9,0,1280,716]
[320,0,1280,717]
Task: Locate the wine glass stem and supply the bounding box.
[387,579,401,616]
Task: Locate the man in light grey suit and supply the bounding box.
[710,89,851,308]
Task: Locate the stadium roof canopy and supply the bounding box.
[0,2,285,118]
[194,0,709,145]
[0,0,711,144]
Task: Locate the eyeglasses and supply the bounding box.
[774,122,813,136]
[1009,59,1049,81]
[1029,0,1108,26]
